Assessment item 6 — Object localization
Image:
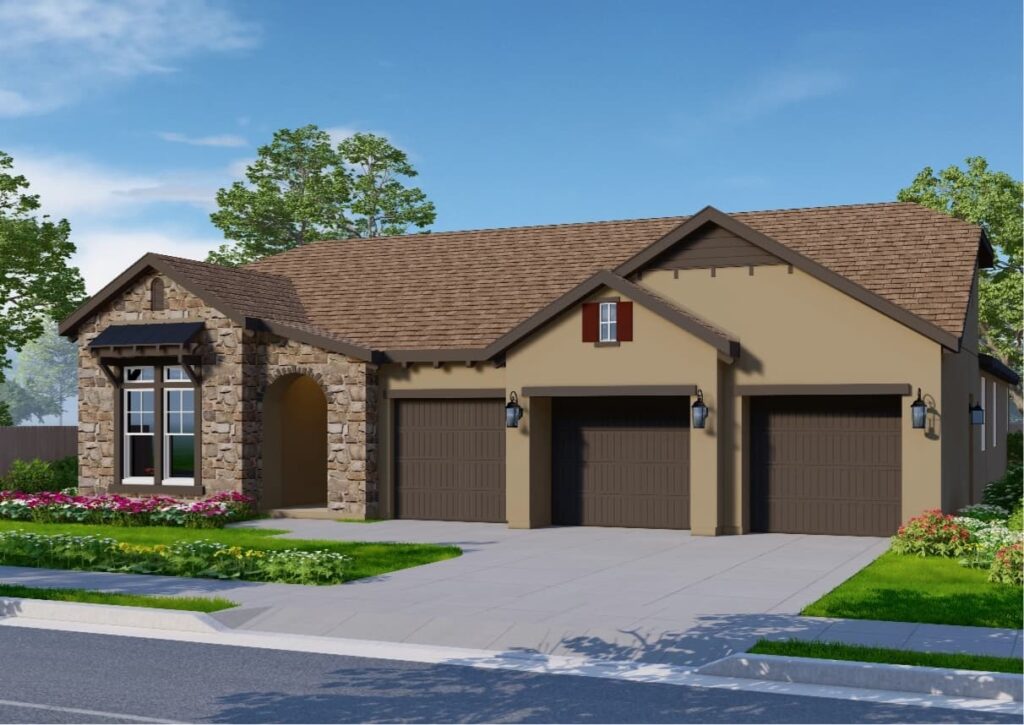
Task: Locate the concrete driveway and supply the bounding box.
[0,519,889,666]
[215,519,888,664]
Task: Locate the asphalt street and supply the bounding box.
[0,627,1014,723]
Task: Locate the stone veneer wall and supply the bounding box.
[251,333,378,517]
[75,271,376,515]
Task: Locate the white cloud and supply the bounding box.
[158,131,248,148]
[72,229,218,294]
[10,151,223,216]
[324,126,358,145]
[737,69,845,120]
[0,0,259,117]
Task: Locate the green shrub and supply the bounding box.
[982,463,1024,512]
[892,510,973,557]
[0,530,350,585]
[1008,503,1023,532]
[49,457,78,491]
[1008,431,1022,467]
[1,459,58,493]
[989,542,1023,586]
[956,503,1009,522]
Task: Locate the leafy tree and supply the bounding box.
[14,321,78,425]
[898,157,1023,370]
[0,376,48,425]
[207,126,435,265]
[0,150,85,411]
[207,126,352,266]
[339,132,436,238]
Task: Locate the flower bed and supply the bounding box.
[893,509,1024,586]
[0,491,254,529]
[0,530,349,585]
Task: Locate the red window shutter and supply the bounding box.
[618,301,633,341]
[581,303,599,342]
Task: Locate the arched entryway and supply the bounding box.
[261,373,328,510]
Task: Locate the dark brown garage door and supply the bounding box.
[552,397,690,529]
[750,396,901,537]
[394,399,505,522]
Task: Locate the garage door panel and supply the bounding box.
[751,395,901,537]
[394,399,505,522]
[552,397,690,529]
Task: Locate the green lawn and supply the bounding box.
[0,520,461,582]
[750,639,1023,675]
[0,583,237,612]
[802,551,1023,629]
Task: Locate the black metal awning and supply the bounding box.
[89,322,205,352]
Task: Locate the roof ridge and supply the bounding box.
[154,253,294,281]
[731,200,910,216]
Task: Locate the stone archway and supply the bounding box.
[261,373,328,510]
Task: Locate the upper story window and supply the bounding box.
[151,278,165,311]
[599,301,618,342]
[125,366,155,383]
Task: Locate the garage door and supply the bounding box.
[394,399,505,522]
[750,396,901,536]
[552,397,690,529]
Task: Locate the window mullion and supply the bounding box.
[155,368,164,486]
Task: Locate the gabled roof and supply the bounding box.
[61,202,987,361]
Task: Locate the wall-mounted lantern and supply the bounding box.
[910,388,926,430]
[691,389,708,429]
[505,391,524,428]
[970,399,985,426]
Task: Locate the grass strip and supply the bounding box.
[0,582,237,612]
[749,639,1023,675]
[0,520,461,582]
[801,551,1023,629]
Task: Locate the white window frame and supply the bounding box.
[164,365,189,382]
[122,388,155,484]
[980,378,986,452]
[598,301,618,343]
[162,386,195,486]
[992,380,997,448]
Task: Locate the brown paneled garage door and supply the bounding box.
[750,396,901,537]
[552,397,690,529]
[394,399,506,522]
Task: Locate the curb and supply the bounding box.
[0,596,229,634]
[697,653,1023,702]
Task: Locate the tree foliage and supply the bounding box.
[898,157,1023,370]
[207,126,435,266]
[0,150,85,400]
[14,321,78,425]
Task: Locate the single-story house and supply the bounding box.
[60,202,1020,536]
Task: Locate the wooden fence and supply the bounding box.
[0,426,77,476]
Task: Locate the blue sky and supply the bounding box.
[1,0,1021,295]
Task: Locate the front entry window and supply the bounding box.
[121,363,197,486]
[124,389,155,482]
[164,388,195,482]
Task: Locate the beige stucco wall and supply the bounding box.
[642,266,946,528]
[503,290,721,532]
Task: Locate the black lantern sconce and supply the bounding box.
[910,388,926,430]
[691,389,708,429]
[969,398,985,426]
[505,391,524,428]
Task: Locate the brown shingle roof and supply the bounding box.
[242,202,982,351]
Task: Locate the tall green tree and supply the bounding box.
[207,126,435,266]
[898,157,1023,370]
[15,321,78,425]
[0,376,48,425]
[339,132,436,238]
[0,150,85,424]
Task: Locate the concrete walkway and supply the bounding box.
[1,519,1020,666]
